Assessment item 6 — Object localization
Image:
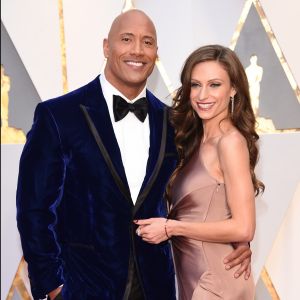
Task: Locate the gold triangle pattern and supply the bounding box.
[58,0,68,94]
[231,0,299,133]
[231,0,300,104]
[122,0,135,12]
[260,267,280,300]
[6,1,296,299]
[231,0,294,297]
[1,64,26,144]
[6,257,32,300]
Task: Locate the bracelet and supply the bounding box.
[165,219,170,239]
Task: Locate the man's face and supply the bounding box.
[103,12,158,98]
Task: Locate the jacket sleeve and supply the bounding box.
[16,102,65,299]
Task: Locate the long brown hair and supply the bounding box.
[166,45,264,201]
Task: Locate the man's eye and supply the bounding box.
[144,40,153,46]
[122,37,130,42]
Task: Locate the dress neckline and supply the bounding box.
[198,149,225,186]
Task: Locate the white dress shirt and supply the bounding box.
[100,74,150,204]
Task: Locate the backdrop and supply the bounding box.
[1,1,300,299]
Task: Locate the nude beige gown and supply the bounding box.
[169,148,255,300]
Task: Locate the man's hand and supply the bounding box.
[48,286,62,300]
[224,242,252,279]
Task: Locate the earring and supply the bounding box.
[230,96,234,115]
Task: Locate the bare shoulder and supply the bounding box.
[217,130,249,164]
[218,130,247,152]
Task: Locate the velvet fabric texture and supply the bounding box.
[16,76,177,300]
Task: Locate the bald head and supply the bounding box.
[108,9,157,42]
[103,9,158,99]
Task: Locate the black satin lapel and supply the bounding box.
[80,105,132,204]
[133,107,167,216]
[83,78,130,191]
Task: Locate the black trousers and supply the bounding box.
[128,270,144,300]
[48,287,144,300]
[47,270,144,300]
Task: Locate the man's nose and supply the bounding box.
[131,41,144,55]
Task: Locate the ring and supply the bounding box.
[136,228,141,236]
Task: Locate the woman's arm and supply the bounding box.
[136,132,256,244]
[168,132,255,242]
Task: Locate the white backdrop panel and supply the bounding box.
[135,0,245,90]
[265,183,300,300]
[252,132,300,282]
[260,0,300,86]
[1,0,62,100]
[1,1,300,299]
[62,0,124,92]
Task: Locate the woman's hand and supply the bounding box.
[134,218,169,244]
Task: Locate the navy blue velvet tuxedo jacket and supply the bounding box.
[16,77,177,300]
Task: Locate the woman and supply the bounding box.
[135,45,264,299]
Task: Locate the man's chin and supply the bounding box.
[125,76,148,88]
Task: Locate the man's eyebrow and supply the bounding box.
[143,35,156,40]
[120,32,134,37]
[120,33,156,40]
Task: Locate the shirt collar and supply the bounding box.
[100,73,146,105]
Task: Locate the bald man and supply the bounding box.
[17,10,252,300]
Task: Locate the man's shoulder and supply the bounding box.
[41,76,99,109]
[146,89,169,110]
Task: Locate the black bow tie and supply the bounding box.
[113,95,148,122]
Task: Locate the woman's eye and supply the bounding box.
[211,83,221,87]
[191,82,200,88]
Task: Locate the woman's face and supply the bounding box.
[190,61,236,122]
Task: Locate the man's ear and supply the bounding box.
[103,38,109,58]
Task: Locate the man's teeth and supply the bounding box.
[127,61,143,66]
[197,103,214,109]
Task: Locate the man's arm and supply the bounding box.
[223,242,252,279]
[17,103,65,299]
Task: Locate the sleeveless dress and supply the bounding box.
[169,148,255,300]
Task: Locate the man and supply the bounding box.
[17,9,251,300]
